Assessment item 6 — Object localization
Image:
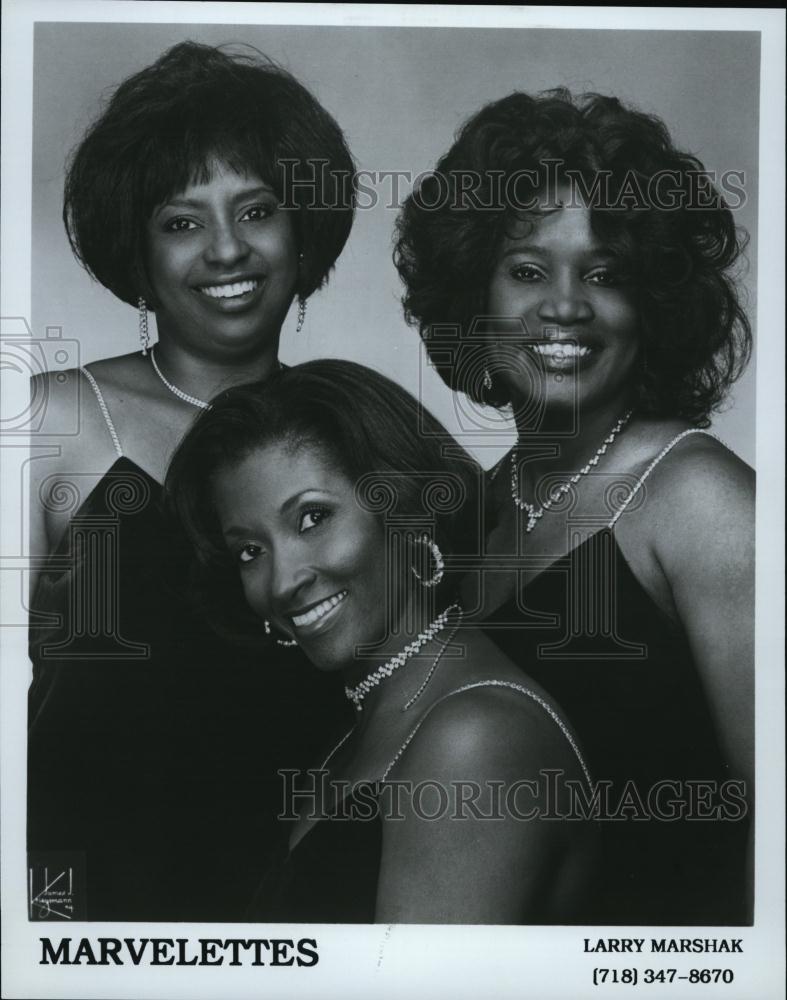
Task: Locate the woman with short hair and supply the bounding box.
[28,41,355,920]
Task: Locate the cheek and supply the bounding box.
[487,275,537,321]
[261,219,298,271]
[604,293,640,341]
[144,240,187,298]
[238,566,268,618]
[333,518,387,590]
[487,273,511,313]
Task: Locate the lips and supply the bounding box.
[198,278,261,300]
[526,342,591,359]
[521,332,600,372]
[288,590,348,633]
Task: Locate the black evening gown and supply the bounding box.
[251,784,383,923]
[28,456,349,921]
[250,680,596,925]
[481,526,751,925]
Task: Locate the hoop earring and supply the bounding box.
[296,296,307,333]
[483,366,493,391]
[411,533,444,589]
[138,297,150,356]
[264,619,298,648]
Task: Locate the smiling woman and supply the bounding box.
[395,89,754,924]
[145,166,299,358]
[28,41,355,920]
[166,360,599,924]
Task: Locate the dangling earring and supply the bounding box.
[138,297,150,356]
[296,296,307,333]
[411,533,445,588]
[483,366,493,392]
[295,251,307,333]
[264,619,298,648]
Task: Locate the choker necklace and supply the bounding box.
[510,410,634,532]
[150,346,211,410]
[345,603,460,712]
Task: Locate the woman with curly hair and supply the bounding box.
[28,41,354,920]
[395,90,753,924]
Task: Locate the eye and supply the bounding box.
[509,262,546,282]
[585,266,625,287]
[299,506,331,533]
[237,543,264,565]
[163,217,199,233]
[241,203,275,222]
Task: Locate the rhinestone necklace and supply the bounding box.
[510,410,634,532]
[150,345,211,410]
[323,609,461,772]
[344,603,460,712]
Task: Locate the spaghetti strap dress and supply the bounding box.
[28,368,348,921]
[481,431,751,925]
[250,680,593,923]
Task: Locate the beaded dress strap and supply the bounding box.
[608,429,721,529]
[380,679,592,788]
[79,367,123,458]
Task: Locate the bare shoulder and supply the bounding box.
[31,355,137,427]
[640,430,753,540]
[30,367,83,436]
[649,429,752,493]
[392,681,586,787]
[29,360,129,478]
[83,352,147,391]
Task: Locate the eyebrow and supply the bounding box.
[156,185,277,212]
[500,243,548,260]
[500,241,614,261]
[221,487,339,538]
[222,525,253,542]
[280,488,338,516]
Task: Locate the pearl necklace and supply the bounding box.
[150,346,211,410]
[510,410,633,532]
[344,604,460,712]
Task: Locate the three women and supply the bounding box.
[31,52,754,923]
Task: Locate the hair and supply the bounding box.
[394,88,752,425]
[64,41,355,308]
[165,360,480,645]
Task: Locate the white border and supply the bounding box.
[2,4,784,999]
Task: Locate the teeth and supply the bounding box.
[200,279,259,299]
[291,591,347,628]
[527,343,591,358]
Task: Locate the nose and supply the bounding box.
[537,273,594,326]
[204,219,250,268]
[268,543,317,618]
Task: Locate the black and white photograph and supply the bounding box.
[1,3,784,998]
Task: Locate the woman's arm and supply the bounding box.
[374,686,590,924]
[648,439,754,791]
[28,369,117,596]
[646,438,755,914]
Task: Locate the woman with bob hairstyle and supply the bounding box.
[166,359,599,924]
[394,89,754,924]
[28,41,354,920]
